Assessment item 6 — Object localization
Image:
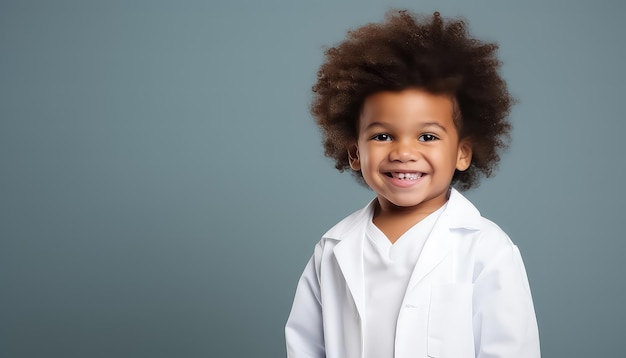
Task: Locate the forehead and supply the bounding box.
[360,89,455,123]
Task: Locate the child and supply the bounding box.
[285,10,540,358]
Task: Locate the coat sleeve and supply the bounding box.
[285,245,325,358]
[472,241,541,358]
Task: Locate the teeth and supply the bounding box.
[393,172,421,180]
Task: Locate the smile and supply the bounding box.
[385,172,423,180]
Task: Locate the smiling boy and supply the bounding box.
[285,11,540,358]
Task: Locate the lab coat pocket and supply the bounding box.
[427,283,474,358]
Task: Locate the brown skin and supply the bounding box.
[349,89,471,242]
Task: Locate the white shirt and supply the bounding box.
[363,204,446,358]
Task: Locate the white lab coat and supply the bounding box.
[285,189,540,358]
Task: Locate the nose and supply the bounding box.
[389,140,419,162]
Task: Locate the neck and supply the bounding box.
[372,198,447,243]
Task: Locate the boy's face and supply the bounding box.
[349,88,472,214]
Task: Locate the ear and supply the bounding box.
[348,144,361,171]
[455,139,472,171]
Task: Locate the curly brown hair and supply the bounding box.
[311,10,513,190]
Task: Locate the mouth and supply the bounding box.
[384,172,423,180]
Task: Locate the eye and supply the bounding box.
[418,133,439,142]
[371,133,392,141]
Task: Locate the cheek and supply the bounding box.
[357,144,376,164]
[428,147,457,169]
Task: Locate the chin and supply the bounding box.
[385,197,425,208]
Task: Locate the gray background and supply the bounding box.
[1,0,624,357]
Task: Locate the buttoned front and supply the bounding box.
[285,189,540,358]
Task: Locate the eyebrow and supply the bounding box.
[421,122,448,132]
[363,121,389,131]
[363,121,448,132]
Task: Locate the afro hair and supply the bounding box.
[311,10,513,190]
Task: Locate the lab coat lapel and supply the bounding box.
[405,188,481,290]
[332,224,366,318]
[325,201,375,321]
[405,222,452,290]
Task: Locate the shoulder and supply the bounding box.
[442,192,531,291]
[475,216,514,247]
[445,189,516,250]
[447,193,528,284]
[476,217,517,257]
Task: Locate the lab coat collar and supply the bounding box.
[323,188,482,318]
[322,188,482,241]
[438,187,482,230]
